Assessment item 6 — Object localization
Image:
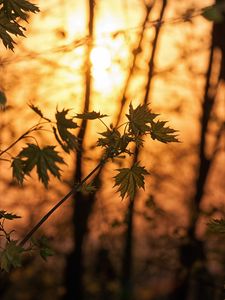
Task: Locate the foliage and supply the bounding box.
[31,236,55,261]
[12,144,65,187]
[150,120,179,143]
[0,210,21,220]
[0,240,23,272]
[114,163,149,200]
[202,2,225,23]
[0,102,178,271]
[0,0,39,50]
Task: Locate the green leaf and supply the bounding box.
[17,144,65,187]
[76,111,108,120]
[150,120,179,143]
[0,241,23,272]
[207,219,225,233]
[31,236,54,261]
[11,157,25,185]
[202,5,224,23]
[77,183,97,193]
[114,162,149,200]
[0,210,21,220]
[55,109,79,153]
[0,90,7,109]
[97,129,132,157]
[126,103,158,135]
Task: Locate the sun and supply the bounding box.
[90,46,112,70]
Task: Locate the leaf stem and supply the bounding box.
[0,122,48,157]
[19,160,106,247]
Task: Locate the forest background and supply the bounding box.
[0,0,224,299]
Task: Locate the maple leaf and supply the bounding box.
[0,11,24,49]
[11,157,25,185]
[0,241,23,272]
[2,0,40,21]
[126,103,158,135]
[114,162,149,200]
[0,0,39,49]
[17,143,65,187]
[150,120,179,143]
[97,129,132,157]
[55,109,79,153]
[76,111,108,120]
[28,103,50,121]
[77,182,97,193]
[0,210,21,220]
[31,236,54,261]
[202,4,224,23]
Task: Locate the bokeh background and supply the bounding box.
[0,0,224,299]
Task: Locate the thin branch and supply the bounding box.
[19,159,105,247]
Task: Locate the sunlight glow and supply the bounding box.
[90,46,112,70]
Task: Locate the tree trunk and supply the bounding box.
[63,1,94,299]
[120,2,167,299]
[169,5,225,299]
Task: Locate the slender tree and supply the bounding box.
[169,2,225,299]
[120,1,168,299]
[64,1,95,299]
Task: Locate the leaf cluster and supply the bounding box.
[0,0,39,50]
[0,241,23,272]
[0,102,179,271]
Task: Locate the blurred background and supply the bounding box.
[0,0,224,299]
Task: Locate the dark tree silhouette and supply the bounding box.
[169,2,225,299]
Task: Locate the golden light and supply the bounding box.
[90,46,112,70]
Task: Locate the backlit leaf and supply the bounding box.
[2,0,40,21]
[77,183,97,193]
[55,109,79,152]
[150,120,179,143]
[126,103,158,135]
[0,0,39,49]
[202,5,224,23]
[28,103,50,121]
[0,241,23,272]
[114,162,149,200]
[31,236,54,261]
[76,111,108,120]
[0,210,21,220]
[17,143,65,187]
[97,129,132,157]
[11,157,25,185]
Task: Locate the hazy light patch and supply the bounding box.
[90,46,112,70]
